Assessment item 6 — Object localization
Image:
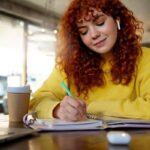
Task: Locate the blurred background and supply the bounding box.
[0,0,150,113]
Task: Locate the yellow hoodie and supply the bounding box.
[30,47,150,119]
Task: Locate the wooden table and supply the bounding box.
[1,114,150,150]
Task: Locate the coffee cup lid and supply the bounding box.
[7,85,31,93]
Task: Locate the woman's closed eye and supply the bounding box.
[94,16,105,26]
[79,29,88,35]
[96,21,105,26]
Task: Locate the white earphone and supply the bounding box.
[116,20,121,30]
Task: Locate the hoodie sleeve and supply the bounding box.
[29,67,66,119]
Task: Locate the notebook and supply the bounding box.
[23,112,102,131]
[0,128,38,144]
[23,112,150,131]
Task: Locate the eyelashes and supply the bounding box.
[80,31,88,35]
[96,22,105,26]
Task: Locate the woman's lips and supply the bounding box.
[94,38,107,48]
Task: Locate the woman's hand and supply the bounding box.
[53,96,87,121]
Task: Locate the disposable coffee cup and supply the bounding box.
[7,85,31,122]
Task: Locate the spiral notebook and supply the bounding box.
[23,112,150,131]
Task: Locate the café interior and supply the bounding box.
[0,0,150,113]
[0,1,150,150]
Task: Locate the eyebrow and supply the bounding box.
[93,14,105,22]
[77,26,87,30]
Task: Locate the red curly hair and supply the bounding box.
[56,0,143,98]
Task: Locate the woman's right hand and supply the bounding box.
[53,96,87,121]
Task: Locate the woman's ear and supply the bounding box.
[116,20,121,30]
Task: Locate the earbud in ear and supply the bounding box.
[116,20,121,30]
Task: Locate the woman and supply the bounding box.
[30,0,150,121]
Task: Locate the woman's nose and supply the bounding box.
[90,27,101,40]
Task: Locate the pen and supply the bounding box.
[60,81,99,120]
[60,81,73,96]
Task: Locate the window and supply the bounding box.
[27,24,56,92]
[0,14,57,101]
[0,14,24,93]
